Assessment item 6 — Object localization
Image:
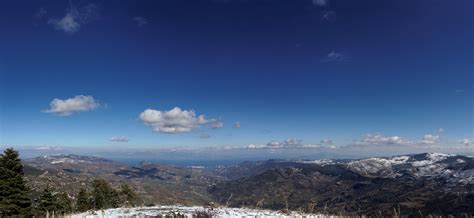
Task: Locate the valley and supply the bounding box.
[23,153,474,216]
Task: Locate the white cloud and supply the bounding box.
[321,11,336,21]
[312,0,328,7]
[49,3,98,34]
[247,139,333,149]
[420,134,440,144]
[139,107,223,134]
[353,133,442,147]
[437,128,445,133]
[110,136,129,142]
[49,13,80,34]
[322,51,346,62]
[459,139,474,146]
[208,119,224,129]
[357,133,406,145]
[44,95,99,116]
[133,17,148,27]
[233,121,241,129]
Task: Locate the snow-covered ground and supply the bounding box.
[70,206,328,218]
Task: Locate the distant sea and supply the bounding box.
[107,158,247,167]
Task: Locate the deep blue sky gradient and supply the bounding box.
[0,0,472,148]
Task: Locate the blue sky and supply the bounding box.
[0,0,473,155]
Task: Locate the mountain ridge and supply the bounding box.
[22,152,474,216]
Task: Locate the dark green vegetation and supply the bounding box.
[0,148,138,216]
[72,179,139,212]
[0,148,31,216]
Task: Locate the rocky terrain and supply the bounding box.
[209,153,474,216]
[23,153,474,216]
[24,154,217,205]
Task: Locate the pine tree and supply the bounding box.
[91,179,120,209]
[38,187,56,214]
[120,184,138,207]
[76,188,91,212]
[0,148,31,216]
[56,192,73,214]
[35,186,73,215]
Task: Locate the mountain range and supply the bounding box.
[23,153,474,216]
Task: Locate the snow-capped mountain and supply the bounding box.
[345,153,474,183]
[209,153,474,216]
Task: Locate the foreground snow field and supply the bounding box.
[70,206,326,218]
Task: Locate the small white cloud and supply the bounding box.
[321,11,336,21]
[357,133,405,145]
[354,133,441,147]
[208,119,224,129]
[139,107,223,134]
[133,16,148,27]
[49,13,80,34]
[233,121,241,129]
[44,95,99,116]
[49,3,98,34]
[312,0,328,7]
[247,139,332,149]
[322,51,346,62]
[420,134,440,144]
[110,136,129,142]
[459,139,474,146]
[437,128,445,133]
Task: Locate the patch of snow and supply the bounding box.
[456,159,465,163]
[51,159,65,164]
[428,153,454,162]
[390,156,410,164]
[411,153,454,167]
[71,206,326,218]
[297,159,333,165]
[452,169,474,184]
[347,156,410,177]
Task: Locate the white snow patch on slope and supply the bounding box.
[346,156,410,177]
[411,153,454,167]
[297,159,334,165]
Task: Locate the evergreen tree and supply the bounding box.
[36,186,73,215]
[56,191,73,214]
[120,184,138,207]
[0,148,31,216]
[37,187,56,214]
[76,188,91,212]
[91,179,120,209]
